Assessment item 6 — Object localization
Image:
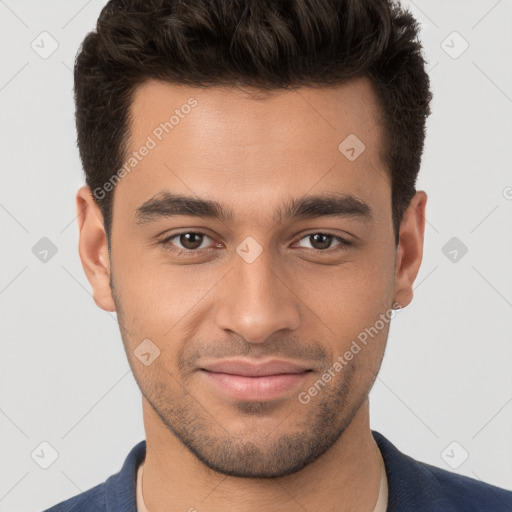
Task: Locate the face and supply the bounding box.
[78,77,425,478]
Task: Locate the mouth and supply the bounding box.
[199,359,314,401]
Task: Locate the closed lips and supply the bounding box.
[200,359,312,377]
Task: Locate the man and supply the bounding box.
[45,0,512,510]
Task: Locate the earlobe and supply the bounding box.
[76,186,116,312]
[394,191,427,309]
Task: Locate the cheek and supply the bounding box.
[300,255,394,321]
[111,249,225,342]
[295,254,395,363]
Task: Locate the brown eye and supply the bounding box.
[309,233,333,250]
[178,232,205,250]
[298,233,347,251]
[161,231,212,252]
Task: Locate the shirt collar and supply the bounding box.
[103,430,455,512]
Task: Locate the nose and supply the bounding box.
[214,245,302,344]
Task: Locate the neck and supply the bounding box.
[140,396,383,512]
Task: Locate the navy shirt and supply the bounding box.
[43,430,512,511]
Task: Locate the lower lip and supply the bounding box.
[200,370,311,401]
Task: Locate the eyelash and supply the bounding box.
[158,230,353,256]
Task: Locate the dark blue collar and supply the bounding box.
[50,429,512,511]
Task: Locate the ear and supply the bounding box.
[394,190,427,309]
[76,186,116,312]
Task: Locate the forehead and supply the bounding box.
[128,77,383,152]
[115,77,389,224]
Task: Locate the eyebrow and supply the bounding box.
[134,191,372,225]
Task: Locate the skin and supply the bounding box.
[76,76,426,511]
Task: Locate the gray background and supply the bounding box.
[0,1,511,510]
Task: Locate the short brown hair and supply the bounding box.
[74,0,432,247]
